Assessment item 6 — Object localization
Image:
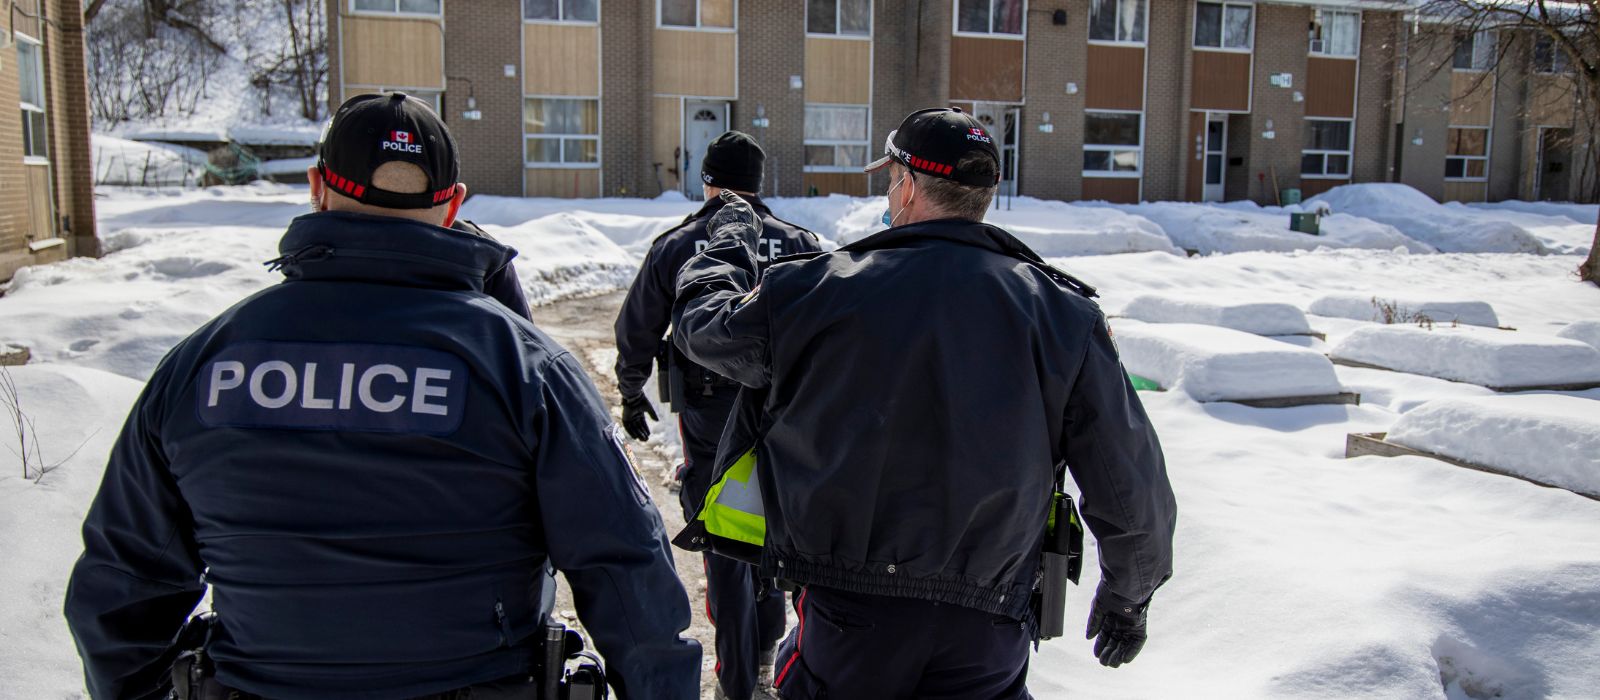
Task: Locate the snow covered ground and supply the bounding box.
[3,185,1598,699]
[1308,184,1554,254]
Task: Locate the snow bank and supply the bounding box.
[1095,200,1431,254]
[0,364,145,699]
[1388,395,1600,498]
[1556,321,1600,351]
[461,194,696,254]
[1120,294,1313,335]
[1307,294,1501,328]
[1308,184,1550,254]
[1468,200,1598,226]
[1110,321,1344,401]
[92,134,206,187]
[1444,202,1593,255]
[258,157,316,177]
[1331,325,1600,389]
[484,214,640,306]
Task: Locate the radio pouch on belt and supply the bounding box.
[655,338,671,405]
[1035,489,1084,641]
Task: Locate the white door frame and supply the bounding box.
[1202,112,1228,202]
[682,99,731,199]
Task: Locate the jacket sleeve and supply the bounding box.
[484,260,534,321]
[1061,315,1177,606]
[670,220,772,389]
[613,243,674,401]
[64,370,206,700]
[534,353,701,700]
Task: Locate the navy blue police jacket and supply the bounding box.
[672,213,1177,621]
[613,196,821,405]
[63,211,700,700]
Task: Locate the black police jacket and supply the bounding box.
[613,196,820,405]
[672,215,1177,620]
[63,211,700,700]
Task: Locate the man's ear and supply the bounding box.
[443,183,469,227]
[307,166,325,210]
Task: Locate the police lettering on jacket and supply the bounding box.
[197,341,467,435]
[695,237,786,262]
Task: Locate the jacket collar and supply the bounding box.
[270,211,516,293]
[840,218,1098,298]
[686,194,774,224]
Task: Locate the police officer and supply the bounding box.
[614,131,820,700]
[63,93,701,700]
[671,108,1178,697]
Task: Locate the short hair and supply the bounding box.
[909,152,999,221]
[370,161,430,194]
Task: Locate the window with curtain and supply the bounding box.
[1453,31,1496,71]
[1300,119,1352,177]
[17,39,47,159]
[1194,2,1251,50]
[1089,0,1146,43]
[524,98,600,166]
[809,0,871,36]
[957,0,1024,35]
[524,0,597,22]
[1083,112,1141,174]
[804,105,870,171]
[1445,127,1489,180]
[1309,9,1358,57]
[354,0,441,14]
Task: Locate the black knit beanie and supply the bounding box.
[700,131,765,193]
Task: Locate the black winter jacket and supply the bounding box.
[672,216,1177,620]
[613,196,820,404]
[63,211,700,700]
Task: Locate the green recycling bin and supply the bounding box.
[1280,188,1303,205]
[1289,212,1321,235]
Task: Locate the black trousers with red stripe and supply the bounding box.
[772,587,1033,700]
[678,396,788,700]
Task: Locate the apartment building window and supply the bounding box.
[809,0,870,36]
[1082,112,1141,175]
[1453,31,1495,71]
[17,38,47,160]
[957,0,1024,36]
[353,0,441,14]
[1445,127,1489,180]
[1089,0,1145,43]
[524,0,597,22]
[1194,2,1251,50]
[803,105,869,171]
[659,0,734,29]
[1301,119,1352,177]
[1308,9,1358,57]
[524,98,600,166]
[1533,35,1572,74]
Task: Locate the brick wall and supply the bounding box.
[869,0,950,195]
[1353,11,1397,184]
[444,0,524,197]
[737,0,806,197]
[1396,24,1452,201]
[325,0,342,116]
[1142,0,1189,202]
[600,0,652,196]
[1489,31,1528,202]
[1242,3,1308,204]
[0,15,28,272]
[1019,0,1081,202]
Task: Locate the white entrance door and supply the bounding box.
[974,103,1020,197]
[683,101,729,199]
[1202,114,1227,202]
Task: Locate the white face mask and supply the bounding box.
[881,172,913,228]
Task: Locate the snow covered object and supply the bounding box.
[1120,295,1313,336]
[1308,293,1500,328]
[1110,321,1345,402]
[1331,325,1600,390]
[1388,395,1600,499]
[1307,183,1549,254]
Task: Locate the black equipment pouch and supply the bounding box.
[539,621,610,700]
[655,339,671,405]
[1034,491,1085,641]
[166,612,218,700]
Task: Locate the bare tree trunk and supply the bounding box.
[1583,222,1600,286]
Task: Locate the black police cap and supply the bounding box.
[317,92,460,210]
[864,107,1001,188]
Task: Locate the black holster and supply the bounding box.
[1033,491,1084,641]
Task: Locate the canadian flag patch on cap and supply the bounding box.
[392,131,412,143]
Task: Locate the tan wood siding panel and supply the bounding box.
[1081,177,1140,203]
[805,38,872,105]
[1190,51,1251,112]
[1086,45,1145,111]
[653,30,736,97]
[342,16,444,89]
[1449,72,1495,127]
[525,168,600,198]
[1185,112,1205,201]
[524,24,601,96]
[1305,57,1357,118]
[1300,178,1346,198]
[654,96,683,193]
[1528,75,1575,127]
[25,165,53,239]
[701,0,735,28]
[803,172,869,197]
[949,37,1024,103]
[1443,180,1486,203]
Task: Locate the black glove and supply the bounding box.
[708,190,762,249]
[1085,585,1149,668]
[620,394,658,442]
